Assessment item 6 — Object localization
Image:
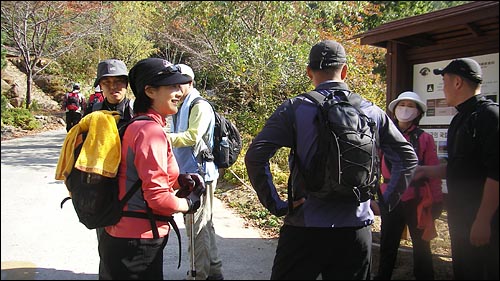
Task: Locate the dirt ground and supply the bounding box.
[371,214,453,280]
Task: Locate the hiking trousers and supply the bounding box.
[184,179,224,280]
[376,199,434,280]
[98,230,168,280]
[65,110,82,132]
[447,208,499,280]
[271,224,372,280]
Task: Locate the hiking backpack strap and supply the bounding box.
[172,96,207,131]
[409,128,424,164]
[186,96,214,175]
[286,90,332,213]
[188,96,206,114]
[285,98,299,215]
[466,98,498,145]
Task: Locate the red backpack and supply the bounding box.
[66,91,81,111]
[88,92,104,108]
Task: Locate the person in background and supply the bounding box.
[168,63,224,280]
[98,57,204,279]
[86,59,134,128]
[245,39,418,280]
[374,91,443,280]
[415,58,498,280]
[62,82,86,132]
[85,85,105,116]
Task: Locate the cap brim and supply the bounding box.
[433,69,444,75]
[94,74,128,87]
[152,73,192,86]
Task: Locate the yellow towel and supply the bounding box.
[55,110,121,181]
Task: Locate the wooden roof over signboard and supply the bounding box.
[353,1,499,107]
[354,1,498,63]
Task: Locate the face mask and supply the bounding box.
[395,106,419,122]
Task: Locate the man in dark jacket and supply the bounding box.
[245,40,418,280]
[417,58,499,280]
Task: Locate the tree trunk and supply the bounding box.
[25,70,32,109]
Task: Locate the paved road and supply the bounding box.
[1,128,277,280]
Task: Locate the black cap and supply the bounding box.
[129,58,192,98]
[433,58,482,84]
[308,40,347,70]
[94,59,129,87]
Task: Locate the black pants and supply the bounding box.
[271,224,372,280]
[98,230,168,280]
[65,110,82,132]
[448,209,499,280]
[376,199,434,280]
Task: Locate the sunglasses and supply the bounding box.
[156,64,181,76]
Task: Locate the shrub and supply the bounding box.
[1,103,41,130]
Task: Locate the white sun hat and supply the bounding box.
[388,91,427,113]
[176,63,195,80]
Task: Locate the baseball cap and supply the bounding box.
[308,40,347,70]
[388,91,427,113]
[94,59,129,87]
[176,63,195,80]
[433,58,482,84]
[128,58,192,98]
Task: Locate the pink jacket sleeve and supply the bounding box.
[419,132,443,203]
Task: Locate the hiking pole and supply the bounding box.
[187,213,196,280]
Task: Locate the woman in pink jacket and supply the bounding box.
[374,91,443,280]
[98,58,204,280]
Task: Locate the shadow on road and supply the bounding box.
[1,267,97,280]
[1,129,66,169]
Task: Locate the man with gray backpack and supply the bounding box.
[245,40,418,279]
[169,63,224,280]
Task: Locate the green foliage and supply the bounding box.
[1,94,41,130]
[1,33,6,70]
[1,106,41,130]
[101,2,159,66]
[158,1,388,186]
[1,94,8,112]
[364,1,471,30]
[161,1,390,135]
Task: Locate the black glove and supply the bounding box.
[183,174,206,214]
[176,174,196,198]
[432,201,444,220]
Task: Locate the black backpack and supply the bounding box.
[60,115,182,266]
[188,97,242,168]
[289,90,378,204]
